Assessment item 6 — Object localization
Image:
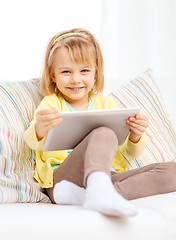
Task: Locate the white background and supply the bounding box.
[0,0,175,127]
[0,0,102,81]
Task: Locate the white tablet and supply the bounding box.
[42,108,140,151]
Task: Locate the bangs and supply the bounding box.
[64,38,96,66]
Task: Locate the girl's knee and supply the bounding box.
[164,161,176,175]
[91,127,118,143]
[160,162,176,186]
[91,126,115,136]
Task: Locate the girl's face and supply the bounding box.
[51,47,96,109]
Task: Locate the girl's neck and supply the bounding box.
[63,94,90,111]
[70,102,89,111]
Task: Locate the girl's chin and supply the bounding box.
[64,94,89,102]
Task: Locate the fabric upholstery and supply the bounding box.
[109,69,176,169]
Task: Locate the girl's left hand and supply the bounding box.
[126,114,149,143]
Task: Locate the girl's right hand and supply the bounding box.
[35,108,62,141]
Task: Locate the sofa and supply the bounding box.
[0,69,176,240]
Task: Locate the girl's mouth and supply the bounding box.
[67,87,85,91]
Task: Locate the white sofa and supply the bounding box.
[1,192,176,240]
[0,69,176,240]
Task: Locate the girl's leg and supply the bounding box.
[46,127,137,216]
[46,127,118,203]
[111,162,176,200]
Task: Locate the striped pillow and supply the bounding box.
[0,79,49,203]
[109,69,176,169]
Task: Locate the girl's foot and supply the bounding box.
[53,180,85,205]
[83,171,137,217]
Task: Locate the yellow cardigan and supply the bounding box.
[24,92,146,188]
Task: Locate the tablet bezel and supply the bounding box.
[42,108,141,151]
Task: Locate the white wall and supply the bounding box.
[1,0,175,81]
[100,0,176,80]
[100,0,176,128]
[0,0,102,81]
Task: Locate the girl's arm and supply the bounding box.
[35,108,62,141]
[119,113,149,159]
[24,108,62,150]
[23,94,62,150]
[126,114,149,143]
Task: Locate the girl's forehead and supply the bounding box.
[53,46,96,66]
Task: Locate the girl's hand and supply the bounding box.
[35,108,62,141]
[126,114,149,143]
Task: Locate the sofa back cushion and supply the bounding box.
[109,69,176,169]
[0,79,49,203]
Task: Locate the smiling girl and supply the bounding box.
[24,28,176,217]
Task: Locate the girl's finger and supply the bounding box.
[37,112,61,122]
[129,126,143,135]
[126,119,148,128]
[38,108,59,115]
[129,114,149,122]
[36,117,62,131]
[128,121,147,133]
[128,119,149,128]
[44,118,63,131]
[135,114,148,121]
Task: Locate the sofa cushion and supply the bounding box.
[0,79,49,203]
[109,69,176,169]
[0,196,173,240]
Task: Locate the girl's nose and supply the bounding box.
[70,72,81,84]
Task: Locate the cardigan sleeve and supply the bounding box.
[119,132,147,159]
[23,94,60,151]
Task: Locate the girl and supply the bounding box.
[24,28,176,217]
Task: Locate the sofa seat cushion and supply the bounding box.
[1,192,176,240]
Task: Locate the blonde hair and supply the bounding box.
[40,28,104,96]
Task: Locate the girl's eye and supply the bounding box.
[81,69,89,73]
[62,70,70,74]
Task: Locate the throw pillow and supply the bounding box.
[0,79,50,203]
[109,69,176,169]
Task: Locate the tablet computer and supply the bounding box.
[42,108,140,151]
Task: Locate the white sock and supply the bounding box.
[53,180,85,205]
[83,171,138,217]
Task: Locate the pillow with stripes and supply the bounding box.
[109,69,176,169]
[0,79,49,203]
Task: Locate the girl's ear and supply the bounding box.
[94,73,97,85]
[91,77,96,93]
[50,71,56,82]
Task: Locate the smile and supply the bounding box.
[67,87,85,91]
